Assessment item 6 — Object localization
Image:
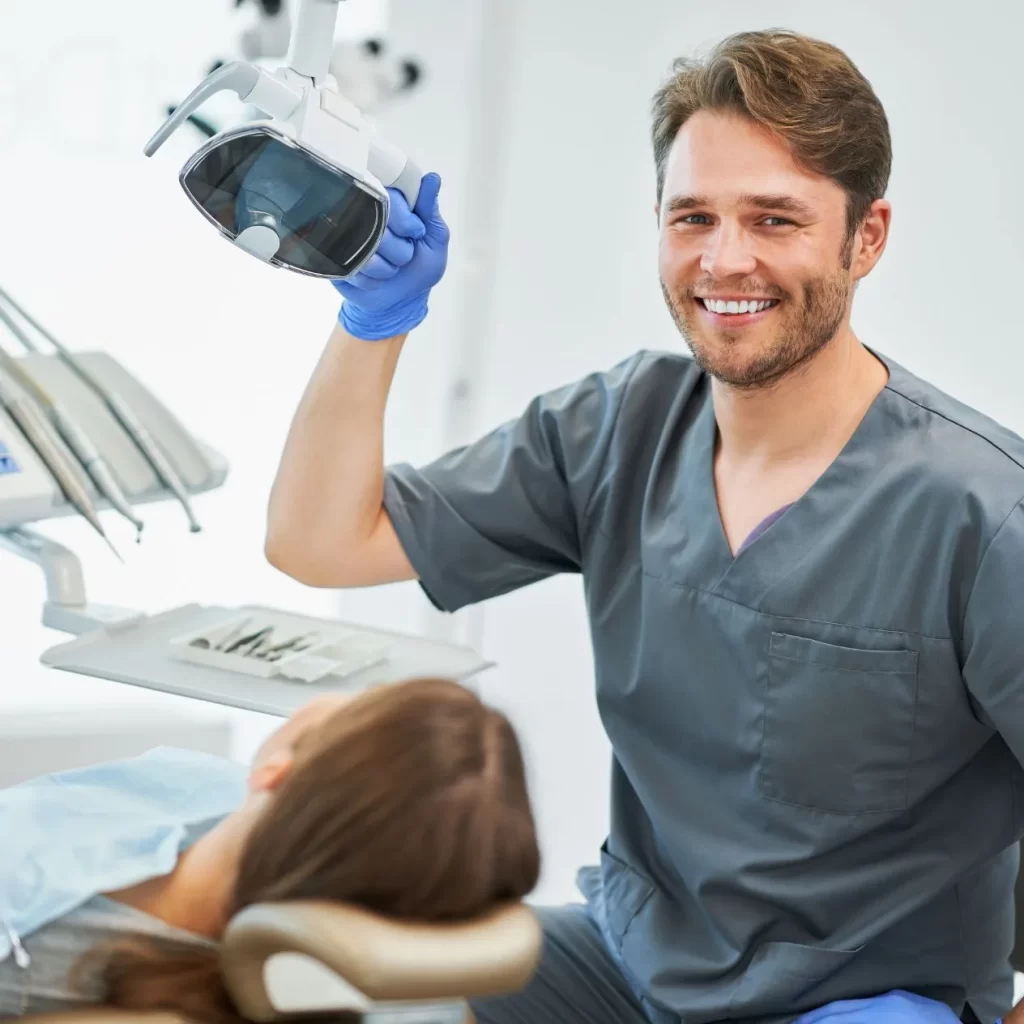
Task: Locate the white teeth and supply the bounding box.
[701,298,777,314]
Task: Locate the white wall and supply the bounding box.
[0,709,232,787]
[3,0,1024,920]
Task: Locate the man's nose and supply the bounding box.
[700,223,757,279]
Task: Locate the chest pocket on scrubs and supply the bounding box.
[760,632,919,815]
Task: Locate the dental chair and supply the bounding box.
[20,900,541,1024]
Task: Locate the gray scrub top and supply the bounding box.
[383,348,1024,1024]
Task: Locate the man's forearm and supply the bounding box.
[265,323,405,581]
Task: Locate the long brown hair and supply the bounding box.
[91,678,540,1023]
[651,29,892,239]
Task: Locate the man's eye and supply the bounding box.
[677,214,710,225]
[762,217,793,227]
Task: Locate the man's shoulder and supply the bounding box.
[882,352,1024,509]
[574,348,701,415]
[563,348,698,391]
[536,349,702,435]
[615,348,702,388]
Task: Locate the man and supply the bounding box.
[265,28,1024,1024]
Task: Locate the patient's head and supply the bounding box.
[234,676,540,919]
[99,677,539,1023]
[247,689,357,773]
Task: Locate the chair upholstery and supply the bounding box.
[222,900,539,1019]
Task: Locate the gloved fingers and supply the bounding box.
[413,172,441,222]
[355,253,401,281]
[333,270,383,293]
[375,227,415,267]
[332,278,365,297]
[385,188,426,241]
[413,173,449,246]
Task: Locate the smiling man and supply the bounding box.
[266,28,1024,1024]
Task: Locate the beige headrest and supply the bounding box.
[221,901,541,1021]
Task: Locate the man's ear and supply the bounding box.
[248,751,294,795]
[851,198,891,282]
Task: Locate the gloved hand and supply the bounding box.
[333,171,449,341]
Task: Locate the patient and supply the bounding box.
[0,677,540,1022]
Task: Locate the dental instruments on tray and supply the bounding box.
[0,367,123,560]
[0,286,209,548]
[172,611,393,685]
[0,316,145,541]
[0,286,202,535]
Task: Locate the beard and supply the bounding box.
[662,266,851,390]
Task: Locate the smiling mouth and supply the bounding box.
[696,297,781,316]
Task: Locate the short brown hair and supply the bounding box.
[651,29,892,237]
[93,678,540,1024]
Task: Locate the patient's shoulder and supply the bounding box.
[0,896,215,1016]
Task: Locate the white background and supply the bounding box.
[1,6,1022,980]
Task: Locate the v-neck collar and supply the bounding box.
[689,348,898,604]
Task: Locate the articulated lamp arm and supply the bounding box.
[144,0,349,158]
[144,63,262,157]
[287,0,345,84]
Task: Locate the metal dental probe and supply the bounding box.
[0,287,202,533]
[214,617,253,652]
[0,324,145,540]
[0,370,122,561]
[242,633,274,658]
[260,631,318,658]
[224,626,272,655]
[256,632,312,659]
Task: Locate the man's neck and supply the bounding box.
[712,332,888,468]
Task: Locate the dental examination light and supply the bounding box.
[144,0,422,279]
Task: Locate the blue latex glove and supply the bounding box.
[793,991,965,1024]
[333,171,449,340]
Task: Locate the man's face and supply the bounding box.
[657,110,872,389]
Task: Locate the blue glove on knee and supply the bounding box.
[332,172,449,341]
[793,991,965,1024]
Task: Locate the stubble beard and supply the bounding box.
[662,257,853,391]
